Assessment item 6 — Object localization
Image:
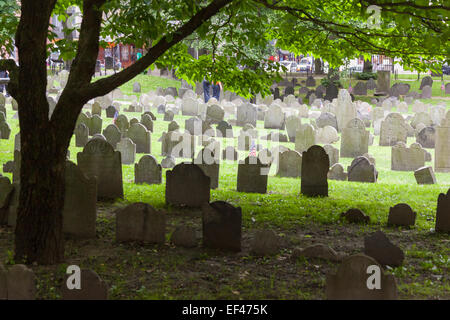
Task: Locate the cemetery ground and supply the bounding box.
[0,74,449,299]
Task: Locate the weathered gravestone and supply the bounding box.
[0,176,13,225]
[419,76,433,90]
[170,226,197,248]
[140,114,154,132]
[416,126,435,148]
[414,166,437,185]
[195,147,220,189]
[340,118,369,158]
[435,188,450,232]
[237,156,269,194]
[102,124,121,149]
[295,124,316,154]
[134,155,162,185]
[353,82,367,95]
[324,83,338,102]
[251,229,280,256]
[326,254,397,300]
[74,123,89,148]
[323,144,339,167]
[379,113,408,146]
[216,120,233,138]
[202,201,242,251]
[388,203,416,227]
[115,114,129,134]
[364,231,404,267]
[285,115,302,142]
[376,70,391,94]
[335,89,356,132]
[166,163,210,207]
[347,156,377,183]
[126,123,151,154]
[116,138,136,165]
[61,269,108,300]
[264,105,285,130]
[328,163,347,181]
[5,264,36,300]
[0,122,11,140]
[105,105,118,118]
[301,145,329,197]
[435,111,450,172]
[276,150,302,178]
[237,103,257,127]
[92,102,102,116]
[116,202,165,243]
[316,112,338,130]
[63,161,97,239]
[181,97,199,116]
[77,139,123,200]
[206,104,225,124]
[391,142,425,171]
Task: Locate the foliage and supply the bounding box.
[356,72,377,80]
[0,0,19,58]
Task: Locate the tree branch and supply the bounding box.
[80,0,234,100]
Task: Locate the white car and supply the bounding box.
[298,58,312,72]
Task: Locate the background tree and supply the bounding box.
[0,0,448,264]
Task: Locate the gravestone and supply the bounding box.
[166,163,210,207]
[6,264,36,300]
[388,203,416,227]
[285,115,302,142]
[323,144,339,166]
[435,188,450,232]
[126,123,151,153]
[414,166,437,184]
[195,148,220,189]
[92,102,102,116]
[141,114,154,132]
[216,121,233,138]
[77,138,123,200]
[116,202,165,243]
[326,254,397,300]
[316,112,338,130]
[379,113,408,146]
[63,161,97,239]
[105,105,117,118]
[132,82,141,93]
[305,76,316,87]
[353,82,367,95]
[376,70,390,94]
[301,145,329,197]
[416,126,435,148]
[316,125,339,144]
[335,89,356,132]
[295,124,316,154]
[367,78,376,90]
[237,157,269,194]
[435,111,450,172]
[181,97,199,116]
[89,114,102,136]
[202,201,242,251]
[364,231,404,267]
[391,142,425,171]
[264,105,285,129]
[161,155,176,168]
[251,230,280,256]
[0,122,11,140]
[236,103,257,127]
[116,138,136,165]
[276,150,302,178]
[324,83,338,102]
[75,123,89,148]
[347,156,377,183]
[61,269,108,300]
[328,163,347,181]
[134,155,162,185]
[419,76,433,90]
[340,118,369,158]
[0,176,13,225]
[102,124,121,149]
[206,104,225,124]
[170,226,197,248]
[163,110,174,122]
[115,114,129,134]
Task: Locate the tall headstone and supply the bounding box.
[435,111,450,172]
[301,145,329,197]
[134,155,162,185]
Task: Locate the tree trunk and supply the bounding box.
[15,128,67,264]
[363,58,372,73]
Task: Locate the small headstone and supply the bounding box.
[388,203,416,227]
[237,157,269,194]
[347,156,377,183]
[340,208,370,224]
[435,188,450,232]
[61,269,108,300]
[250,230,280,256]
[170,226,197,248]
[364,231,404,267]
[328,163,347,181]
[6,264,36,300]
[414,166,437,185]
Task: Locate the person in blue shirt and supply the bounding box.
[203,79,221,102]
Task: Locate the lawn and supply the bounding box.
[0,74,449,300]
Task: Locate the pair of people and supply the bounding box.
[202,79,222,102]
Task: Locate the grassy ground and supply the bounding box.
[0,74,449,299]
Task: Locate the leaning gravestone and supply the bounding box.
[126,123,151,154]
[116,138,136,165]
[134,155,162,185]
[116,202,165,243]
[364,231,404,267]
[301,145,329,197]
[435,188,450,232]
[77,138,123,200]
[435,111,450,172]
[326,254,397,300]
[237,156,269,194]
[388,203,416,227]
[347,156,377,183]
[276,150,302,178]
[340,118,369,158]
[63,161,97,239]
[414,166,437,185]
[327,163,347,181]
[166,163,210,207]
[61,269,108,300]
[202,201,242,252]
